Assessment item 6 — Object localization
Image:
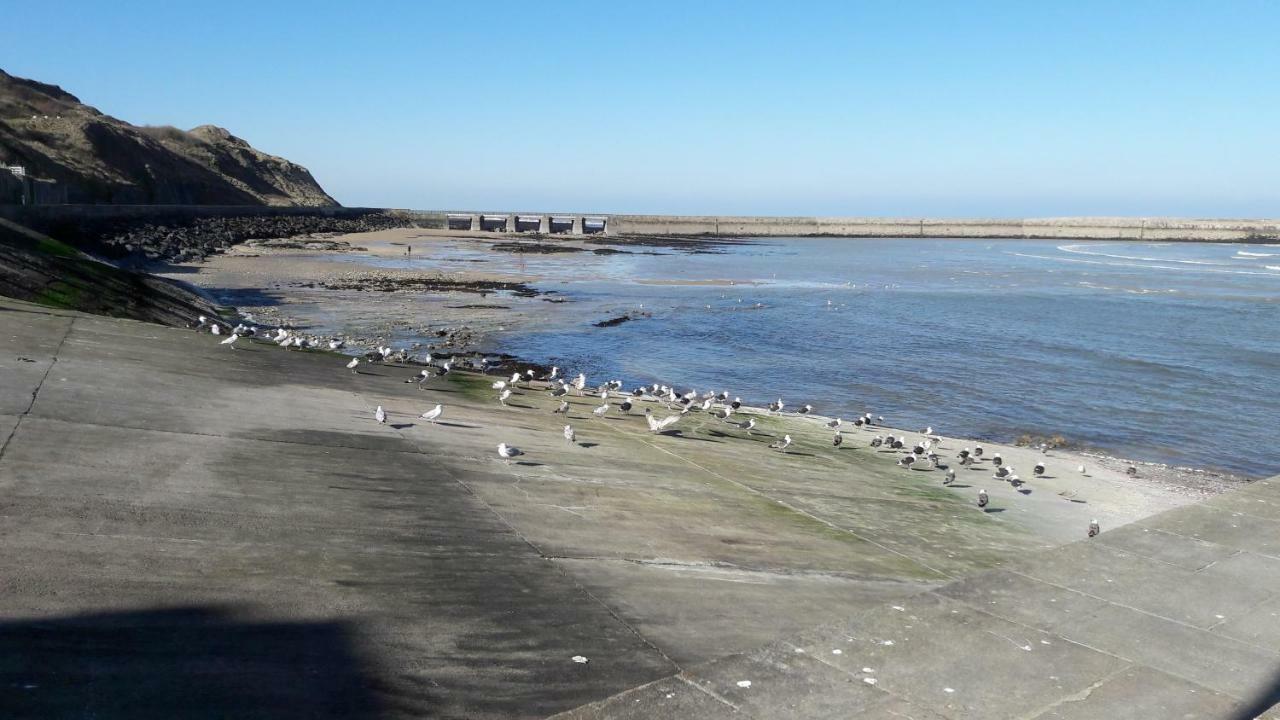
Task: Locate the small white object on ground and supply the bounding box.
[832,649,842,655]
[736,680,751,688]
[863,678,878,685]
[572,655,588,664]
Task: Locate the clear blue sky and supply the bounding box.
[6,1,1278,216]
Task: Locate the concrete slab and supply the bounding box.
[1214,595,1280,650]
[1027,665,1241,720]
[552,558,932,667]
[1060,604,1280,700]
[549,677,740,719]
[1204,486,1280,522]
[1197,551,1280,598]
[0,308,70,415]
[1139,503,1280,558]
[1091,522,1238,571]
[934,569,1110,633]
[787,594,1130,720]
[1006,541,1271,629]
[681,642,948,719]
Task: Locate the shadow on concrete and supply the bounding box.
[389,423,415,430]
[0,605,386,719]
[432,421,477,429]
[983,507,1006,514]
[1228,670,1280,720]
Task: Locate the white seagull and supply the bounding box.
[645,408,680,433]
[1088,519,1100,538]
[770,434,793,451]
[592,402,609,419]
[210,324,222,336]
[497,443,523,464]
[564,424,575,444]
[499,389,512,406]
[220,333,239,350]
[375,406,387,424]
[346,357,360,373]
[420,404,443,423]
[553,399,570,414]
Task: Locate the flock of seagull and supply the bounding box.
[197,314,1103,538]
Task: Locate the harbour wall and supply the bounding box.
[2,204,1279,242]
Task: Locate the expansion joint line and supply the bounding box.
[601,420,955,582]
[0,316,74,461]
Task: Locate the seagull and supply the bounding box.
[977,489,989,508]
[870,435,884,448]
[994,466,1011,479]
[1088,519,1100,538]
[620,399,633,414]
[645,408,680,433]
[770,435,793,451]
[210,324,222,336]
[1078,464,1087,475]
[573,373,587,394]
[329,339,344,351]
[545,366,559,381]
[195,315,208,329]
[768,398,784,413]
[346,357,360,373]
[1034,462,1046,476]
[564,424,576,444]
[714,406,733,420]
[973,445,984,459]
[492,380,507,390]
[553,399,570,414]
[730,397,742,410]
[592,402,609,419]
[497,443,522,464]
[220,333,239,349]
[499,389,512,406]
[375,406,386,424]
[733,417,756,432]
[833,432,843,447]
[438,361,452,376]
[420,404,443,423]
[992,454,1004,469]
[550,382,568,398]
[944,468,956,485]
[798,404,813,415]
[898,455,918,469]
[826,418,841,429]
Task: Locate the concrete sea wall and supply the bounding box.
[2,204,1279,242]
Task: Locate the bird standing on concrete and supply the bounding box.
[346,357,360,374]
[499,389,512,406]
[944,468,956,485]
[210,324,222,336]
[1088,519,1100,538]
[770,435,793,452]
[220,333,239,350]
[497,443,522,464]
[977,489,989,508]
[592,402,609,419]
[798,404,813,415]
[553,399,570,414]
[420,404,443,423]
[1034,462,1046,476]
[564,424,576,445]
[375,406,386,424]
[833,432,843,447]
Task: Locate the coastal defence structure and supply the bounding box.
[2,203,1280,242]
[422,211,1280,242]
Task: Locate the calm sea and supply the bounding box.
[353,237,1280,476]
[399,238,1280,476]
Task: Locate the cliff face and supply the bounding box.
[0,69,337,206]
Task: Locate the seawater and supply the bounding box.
[403,238,1280,476]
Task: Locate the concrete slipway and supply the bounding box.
[0,297,1276,719]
